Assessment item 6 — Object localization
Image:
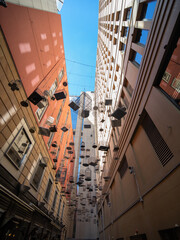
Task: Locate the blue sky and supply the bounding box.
[60,0,99,96]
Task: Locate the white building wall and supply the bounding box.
[6,0,63,13]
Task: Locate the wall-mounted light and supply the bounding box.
[0,0,7,8]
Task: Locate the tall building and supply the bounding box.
[4,0,64,13]
[69,92,98,239]
[95,0,180,239]
[0,3,74,239]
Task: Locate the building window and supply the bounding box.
[57,197,62,217]
[64,111,69,125]
[84,124,91,129]
[171,78,180,93]
[118,155,128,178]
[119,42,126,51]
[113,38,117,45]
[115,25,119,34]
[62,97,66,106]
[122,27,129,37]
[159,39,180,106]
[124,7,132,21]
[35,100,49,122]
[52,190,58,209]
[58,68,64,83]
[47,132,55,148]
[162,72,171,83]
[44,178,53,201]
[5,127,31,168]
[131,50,142,66]
[61,203,65,220]
[142,112,174,166]
[31,158,46,190]
[124,79,133,97]
[134,29,149,46]
[56,107,62,124]
[116,11,121,21]
[138,1,157,21]
[49,79,58,97]
[60,132,64,143]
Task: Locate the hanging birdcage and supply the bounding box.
[81,198,86,206]
[89,157,97,167]
[52,163,57,170]
[85,168,91,181]
[83,158,89,167]
[81,141,85,148]
[51,141,58,148]
[92,143,97,148]
[80,169,85,177]
[87,192,91,199]
[65,184,71,194]
[89,185,93,192]
[61,187,65,193]
[69,176,74,183]
[95,165,99,171]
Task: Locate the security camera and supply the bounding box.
[129,166,134,174]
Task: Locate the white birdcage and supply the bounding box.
[85,168,91,181]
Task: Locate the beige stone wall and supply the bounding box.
[0,29,69,233]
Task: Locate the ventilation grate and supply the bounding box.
[142,113,174,166]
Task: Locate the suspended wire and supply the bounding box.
[67,72,95,78]
[65,58,96,68]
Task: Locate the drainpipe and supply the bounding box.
[101,205,106,240]
[129,167,143,202]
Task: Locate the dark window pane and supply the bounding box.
[45,179,52,200]
[145,1,156,20]
[52,191,58,209]
[139,1,157,20]
[125,8,132,20]
[134,52,142,65]
[135,29,149,45]
[32,162,44,189]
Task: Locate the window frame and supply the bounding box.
[52,189,58,210]
[30,154,46,191]
[35,100,49,122]
[58,68,64,83]
[3,118,35,170]
[44,177,53,202]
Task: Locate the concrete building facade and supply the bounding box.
[95,0,180,239]
[5,0,63,13]
[0,3,74,239]
[69,92,98,239]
